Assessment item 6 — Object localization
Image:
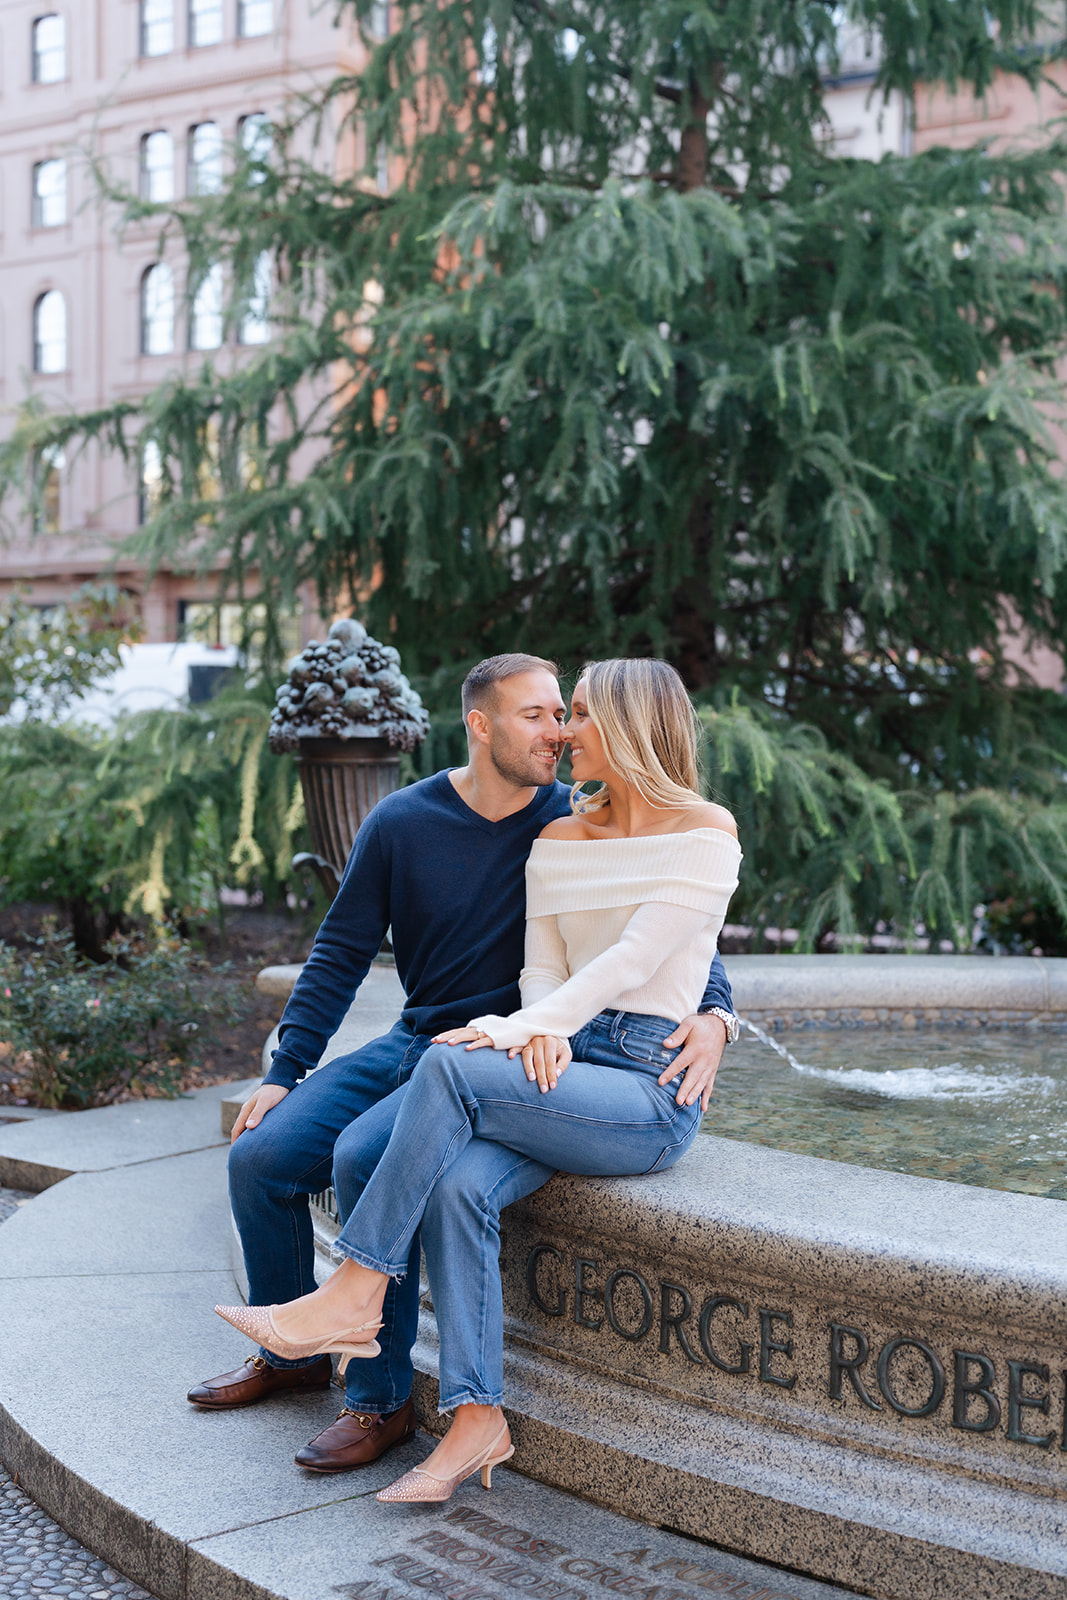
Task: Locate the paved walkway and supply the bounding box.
[0,1186,156,1600]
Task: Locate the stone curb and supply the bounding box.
[0,1097,858,1600]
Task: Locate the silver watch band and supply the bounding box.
[704,1005,740,1044]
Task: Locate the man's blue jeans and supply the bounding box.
[227,1020,433,1414]
[330,1010,703,1409]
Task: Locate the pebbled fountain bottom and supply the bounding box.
[703,1024,1067,1199]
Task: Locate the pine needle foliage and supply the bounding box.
[6,0,1067,942]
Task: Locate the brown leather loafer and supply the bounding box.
[295,1398,417,1472]
[187,1353,334,1409]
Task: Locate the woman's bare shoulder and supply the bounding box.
[687,800,738,839]
[538,814,593,841]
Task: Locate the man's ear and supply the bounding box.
[466,707,492,747]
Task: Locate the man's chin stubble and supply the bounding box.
[489,749,559,788]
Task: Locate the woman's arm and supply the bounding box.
[518,914,569,1008]
[470,899,712,1050]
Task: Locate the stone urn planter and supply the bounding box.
[269,619,429,900]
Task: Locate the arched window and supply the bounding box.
[238,252,270,345]
[32,14,65,83]
[141,263,174,355]
[189,263,223,350]
[238,112,271,183]
[139,439,163,524]
[140,0,173,56]
[32,159,66,227]
[189,0,223,48]
[140,131,174,202]
[188,122,222,195]
[238,0,272,37]
[33,290,66,373]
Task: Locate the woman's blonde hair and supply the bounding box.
[571,658,704,814]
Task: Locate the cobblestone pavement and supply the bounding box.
[0,1187,157,1600]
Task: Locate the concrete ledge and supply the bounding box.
[255,954,1067,1023]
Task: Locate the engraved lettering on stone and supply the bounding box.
[527,1245,566,1317]
[442,1505,571,1561]
[757,1309,796,1391]
[828,1323,882,1411]
[876,1337,947,1418]
[411,1533,585,1600]
[659,1282,702,1365]
[575,1258,604,1330]
[697,1297,751,1375]
[951,1350,1001,1433]
[603,1268,654,1342]
[1007,1360,1055,1448]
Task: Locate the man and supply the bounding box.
[189,653,736,1471]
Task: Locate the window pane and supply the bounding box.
[33,159,66,227]
[370,2,389,38]
[239,0,272,37]
[35,444,65,533]
[32,15,65,83]
[189,0,223,47]
[34,291,66,373]
[189,122,222,194]
[238,251,270,345]
[190,263,223,350]
[141,262,175,354]
[239,113,271,182]
[140,439,163,523]
[141,0,173,56]
[141,131,174,201]
[375,138,389,194]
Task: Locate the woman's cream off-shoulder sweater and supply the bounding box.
[470,828,742,1051]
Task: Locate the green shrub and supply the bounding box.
[0,929,221,1107]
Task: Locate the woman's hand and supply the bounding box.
[433,1025,495,1050]
[510,1034,572,1093]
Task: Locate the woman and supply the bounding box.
[217,659,741,1502]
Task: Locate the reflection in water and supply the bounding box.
[702,1023,1067,1200]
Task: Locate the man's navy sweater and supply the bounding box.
[265,770,734,1090]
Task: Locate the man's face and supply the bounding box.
[483,670,566,788]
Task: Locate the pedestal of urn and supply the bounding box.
[292,735,400,899]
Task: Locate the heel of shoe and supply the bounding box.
[337,1340,382,1375]
[481,1443,514,1490]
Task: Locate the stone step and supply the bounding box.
[0,1090,854,1600]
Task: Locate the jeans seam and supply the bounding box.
[477,1096,681,1132]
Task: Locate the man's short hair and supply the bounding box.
[461,653,560,718]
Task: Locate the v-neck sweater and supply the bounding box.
[264,772,736,1090]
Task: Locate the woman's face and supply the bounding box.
[564,680,610,784]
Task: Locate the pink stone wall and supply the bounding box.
[0,0,371,640]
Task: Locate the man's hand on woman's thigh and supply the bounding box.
[658,1012,728,1111]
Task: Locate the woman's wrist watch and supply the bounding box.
[702,1005,740,1044]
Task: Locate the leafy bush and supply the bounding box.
[0,929,221,1108]
[703,699,1067,951]
[0,687,309,957]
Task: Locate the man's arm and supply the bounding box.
[697,949,733,1015]
[659,950,735,1112]
[261,812,391,1092]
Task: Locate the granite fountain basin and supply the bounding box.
[242,956,1067,1600]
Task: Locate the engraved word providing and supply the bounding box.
[525,1244,1067,1452]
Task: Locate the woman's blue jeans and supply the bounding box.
[330,1009,702,1410]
